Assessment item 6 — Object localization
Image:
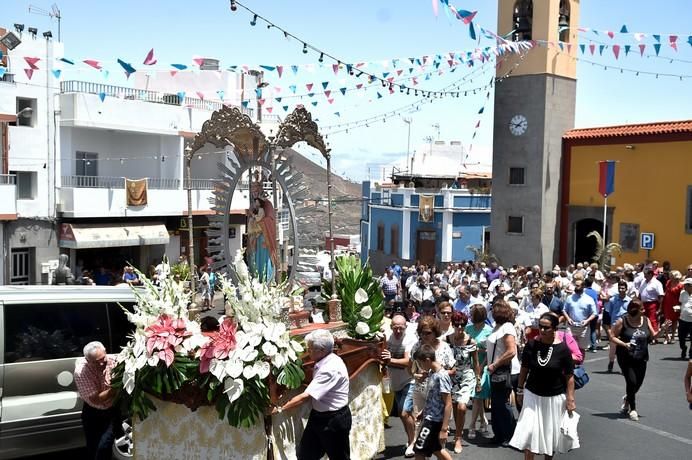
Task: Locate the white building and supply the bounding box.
[1,24,276,284]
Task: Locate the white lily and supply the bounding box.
[224,378,244,403]
[123,369,136,394]
[262,341,278,357]
[147,354,160,367]
[355,321,370,335]
[355,288,369,304]
[360,305,373,320]
[290,340,304,353]
[226,359,244,379]
[243,364,257,379]
[254,361,270,379]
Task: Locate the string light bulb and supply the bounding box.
[229,0,237,11]
[302,43,308,54]
[318,53,324,63]
[250,15,257,26]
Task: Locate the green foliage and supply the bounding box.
[170,262,191,282]
[465,245,500,265]
[587,231,622,272]
[322,255,384,339]
[275,359,306,389]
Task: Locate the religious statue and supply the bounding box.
[52,253,75,285]
[247,197,280,282]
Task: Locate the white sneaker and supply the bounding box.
[629,410,639,421]
[620,395,629,414]
[404,443,415,458]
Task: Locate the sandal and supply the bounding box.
[454,437,463,454]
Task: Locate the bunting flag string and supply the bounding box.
[564,25,692,47]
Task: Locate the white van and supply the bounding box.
[0,286,136,459]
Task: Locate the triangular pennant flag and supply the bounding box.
[688,36,692,48]
[579,44,586,54]
[291,65,298,75]
[117,59,136,77]
[282,105,289,112]
[469,22,477,40]
[558,43,564,51]
[260,65,276,72]
[339,87,347,96]
[241,100,250,108]
[289,85,297,93]
[196,91,205,100]
[598,45,605,55]
[266,107,273,113]
[478,107,484,114]
[624,44,631,56]
[324,90,331,98]
[397,69,404,75]
[589,43,596,55]
[356,83,363,89]
[633,32,645,42]
[475,120,481,128]
[101,70,110,79]
[275,97,282,103]
[24,68,34,80]
[334,112,340,117]
[276,65,283,78]
[612,44,620,59]
[258,99,265,105]
[653,43,661,55]
[376,92,383,99]
[322,81,329,90]
[639,44,646,56]
[98,92,106,102]
[83,60,101,70]
[653,34,660,43]
[308,93,315,98]
[177,92,186,102]
[24,57,40,70]
[171,63,187,70]
[143,48,157,65]
[332,64,339,75]
[60,57,75,65]
[327,98,334,104]
[620,25,629,33]
[306,83,313,91]
[0,68,6,79]
[192,57,205,67]
[217,90,224,100]
[382,72,390,78]
[311,101,318,106]
[606,31,614,39]
[669,35,678,51]
[255,88,262,99]
[52,69,62,79]
[567,43,572,54]
[170,70,178,77]
[346,64,353,74]
[227,65,238,72]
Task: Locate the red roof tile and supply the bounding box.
[563,120,692,140]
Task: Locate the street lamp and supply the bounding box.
[402,117,412,174]
[184,144,196,300]
[324,146,336,294]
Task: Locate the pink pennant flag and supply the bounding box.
[276,65,284,78]
[274,86,282,93]
[306,83,313,91]
[606,31,614,39]
[170,70,178,77]
[356,62,365,68]
[669,35,678,51]
[639,44,646,56]
[196,91,205,100]
[432,0,438,17]
[589,44,596,55]
[332,64,339,75]
[566,43,573,54]
[475,120,481,128]
[24,68,34,80]
[448,59,454,67]
[327,98,334,104]
[83,59,102,70]
[397,69,403,76]
[258,99,266,105]
[24,57,40,69]
[612,44,621,59]
[192,57,205,67]
[356,83,363,89]
[266,107,273,113]
[389,87,394,94]
[412,77,419,86]
[324,90,331,98]
[242,65,249,72]
[387,76,395,83]
[143,48,157,65]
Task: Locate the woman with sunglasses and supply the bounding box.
[465,304,492,439]
[437,301,455,337]
[510,312,577,459]
[445,311,480,453]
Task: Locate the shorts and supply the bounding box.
[390,383,412,418]
[402,383,414,413]
[413,419,444,456]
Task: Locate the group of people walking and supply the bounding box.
[380,258,692,459]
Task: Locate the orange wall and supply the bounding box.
[568,139,692,271]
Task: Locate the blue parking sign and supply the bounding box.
[640,232,655,250]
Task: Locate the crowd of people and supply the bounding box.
[379,258,692,459]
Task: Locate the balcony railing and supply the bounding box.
[0,174,16,185]
[62,175,180,190]
[183,178,222,190]
[60,80,254,117]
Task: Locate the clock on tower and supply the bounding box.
[490,0,579,268]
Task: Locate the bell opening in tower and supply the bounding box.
[512,0,533,41]
[558,0,571,42]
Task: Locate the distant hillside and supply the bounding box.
[285,148,362,249]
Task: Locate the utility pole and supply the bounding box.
[403,117,412,174]
[325,148,336,294]
[184,145,196,299]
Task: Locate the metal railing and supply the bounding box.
[60,80,255,117]
[183,178,221,190]
[61,175,180,190]
[0,174,16,185]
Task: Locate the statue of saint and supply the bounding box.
[247,197,280,282]
[52,254,75,285]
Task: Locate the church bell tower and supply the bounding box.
[490,0,579,268]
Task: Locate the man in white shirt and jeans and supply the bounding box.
[678,278,692,359]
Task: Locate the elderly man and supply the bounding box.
[563,279,598,351]
[381,313,417,457]
[74,341,118,460]
[639,267,664,336]
[273,329,351,460]
[453,285,472,314]
[381,268,402,303]
[409,276,433,304]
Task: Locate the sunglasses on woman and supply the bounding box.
[453,323,466,328]
[538,325,554,331]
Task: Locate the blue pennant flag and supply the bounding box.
[478,107,484,114]
[339,87,347,96]
[308,93,315,98]
[0,67,6,79]
[171,63,188,70]
[289,85,297,93]
[599,45,606,55]
[177,92,186,103]
[311,101,318,106]
[346,64,353,74]
[291,65,298,75]
[255,88,262,99]
[60,57,75,65]
[101,70,110,79]
[579,44,586,54]
[241,100,250,108]
[377,92,383,99]
[217,90,224,100]
[382,72,390,78]
[282,105,289,112]
[653,43,661,55]
[275,97,282,103]
[98,92,106,102]
[624,45,631,56]
[117,59,136,77]
[322,81,329,90]
[469,22,477,40]
[334,112,340,117]
[620,25,629,33]
[52,69,62,79]
[653,34,661,43]
[259,65,276,72]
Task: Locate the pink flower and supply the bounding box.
[144,314,192,368]
[199,318,238,374]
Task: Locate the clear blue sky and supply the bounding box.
[4,0,691,180]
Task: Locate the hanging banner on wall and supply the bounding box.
[419,195,434,223]
[126,178,148,206]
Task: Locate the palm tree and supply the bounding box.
[465,245,500,265]
[587,230,622,272]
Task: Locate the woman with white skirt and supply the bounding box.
[510,312,578,459]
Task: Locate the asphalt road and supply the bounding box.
[378,342,692,460]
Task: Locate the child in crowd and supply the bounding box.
[412,344,453,460]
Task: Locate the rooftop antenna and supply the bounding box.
[28,4,62,41]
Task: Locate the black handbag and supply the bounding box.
[489,336,513,389]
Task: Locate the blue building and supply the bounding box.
[360,170,492,274]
